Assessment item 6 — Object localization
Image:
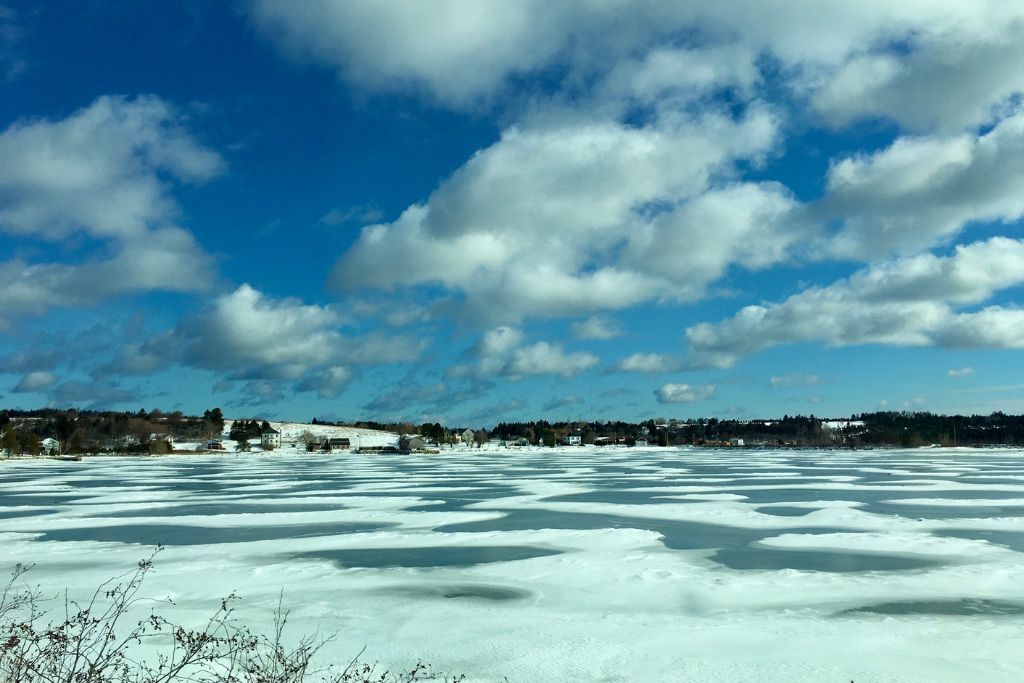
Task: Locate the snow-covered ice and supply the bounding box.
[2,446,1024,682]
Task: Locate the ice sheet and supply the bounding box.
[2,446,1024,682]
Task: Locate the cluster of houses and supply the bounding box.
[0,436,61,457]
[562,433,651,447]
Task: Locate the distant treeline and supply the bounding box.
[1,407,224,455]
[324,411,1024,448]
[4,408,1024,456]
[491,411,1024,447]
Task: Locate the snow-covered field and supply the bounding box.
[2,446,1024,681]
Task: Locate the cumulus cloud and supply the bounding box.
[248,1,1022,123]
[686,237,1024,365]
[130,285,427,403]
[948,367,974,378]
[331,111,786,322]
[572,315,622,340]
[616,353,684,374]
[449,326,598,380]
[655,383,716,404]
[248,0,579,107]
[268,0,1024,336]
[12,370,56,393]
[812,14,1024,131]
[0,95,222,327]
[819,112,1024,258]
[505,342,599,379]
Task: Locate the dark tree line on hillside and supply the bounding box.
[491,412,1024,447]
[846,411,1024,447]
[1,407,225,455]
[5,407,1024,455]
[308,412,1024,448]
[228,419,272,442]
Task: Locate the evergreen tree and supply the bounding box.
[22,433,41,456]
[2,429,19,455]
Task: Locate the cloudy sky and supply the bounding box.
[2,1,1023,424]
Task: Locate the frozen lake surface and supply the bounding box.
[3,447,1024,681]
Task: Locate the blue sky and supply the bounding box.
[2,1,1023,425]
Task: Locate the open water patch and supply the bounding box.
[0,507,60,519]
[754,506,819,517]
[384,583,532,601]
[933,529,1024,553]
[91,502,346,518]
[839,598,1024,617]
[36,521,389,545]
[293,545,560,568]
[711,547,942,572]
[437,509,849,552]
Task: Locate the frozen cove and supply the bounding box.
[3,446,1024,682]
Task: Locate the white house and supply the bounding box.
[562,433,582,446]
[41,438,60,455]
[634,438,649,447]
[260,426,281,449]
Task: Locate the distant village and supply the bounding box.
[3,406,1024,459]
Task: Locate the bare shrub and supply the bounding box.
[0,551,464,683]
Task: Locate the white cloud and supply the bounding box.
[813,15,1024,131]
[948,367,974,378]
[616,353,683,374]
[0,96,222,327]
[248,1,1023,124]
[269,1,1024,337]
[249,0,577,107]
[686,237,1024,365]
[331,111,785,322]
[931,307,1024,349]
[455,326,598,379]
[505,342,599,379]
[163,285,423,401]
[181,285,344,377]
[12,370,56,393]
[655,383,716,404]
[819,113,1024,258]
[572,315,622,340]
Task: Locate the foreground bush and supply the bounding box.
[0,552,463,682]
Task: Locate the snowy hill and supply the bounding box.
[261,421,399,448]
[178,420,399,452]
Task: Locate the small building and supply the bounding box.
[562,433,582,446]
[206,439,225,450]
[634,438,649,447]
[399,435,424,451]
[324,437,351,451]
[728,438,745,447]
[260,426,281,449]
[41,438,60,455]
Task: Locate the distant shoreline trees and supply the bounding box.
[3,407,1024,456]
